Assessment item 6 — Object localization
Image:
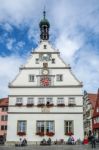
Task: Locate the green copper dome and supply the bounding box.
[39,18,50,28]
[39,11,50,28]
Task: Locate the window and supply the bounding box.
[68,97,76,106]
[44,45,47,49]
[57,97,64,104]
[1,125,7,130]
[56,74,63,81]
[1,115,8,121]
[2,107,8,112]
[16,98,23,104]
[35,58,39,64]
[36,121,54,134]
[38,98,45,104]
[46,97,53,104]
[27,98,34,104]
[29,75,34,82]
[52,58,55,64]
[64,121,74,135]
[17,121,26,133]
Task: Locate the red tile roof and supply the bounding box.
[0,98,9,106]
[87,94,97,109]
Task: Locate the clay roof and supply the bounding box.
[87,93,97,109]
[0,98,8,106]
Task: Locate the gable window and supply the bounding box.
[16,98,22,104]
[52,58,55,64]
[44,45,47,49]
[56,74,63,81]
[57,97,65,106]
[29,75,34,82]
[17,121,27,136]
[16,98,23,106]
[68,97,76,106]
[27,98,34,104]
[27,98,34,107]
[35,58,39,64]
[46,97,53,107]
[64,120,74,136]
[37,98,45,107]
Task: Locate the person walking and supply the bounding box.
[91,133,96,148]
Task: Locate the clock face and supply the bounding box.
[40,77,51,87]
[42,54,50,61]
[42,69,48,75]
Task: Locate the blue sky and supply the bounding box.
[0,0,99,98]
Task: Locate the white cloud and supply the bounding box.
[0,55,25,98]
[6,38,16,50]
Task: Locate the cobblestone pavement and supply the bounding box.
[0,144,99,150]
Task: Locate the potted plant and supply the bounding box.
[17,132,26,136]
[46,132,55,136]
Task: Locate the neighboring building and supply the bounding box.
[92,89,99,139]
[7,11,84,144]
[83,91,97,136]
[0,98,8,137]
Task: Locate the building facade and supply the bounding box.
[83,91,97,136]
[7,12,84,144]
[92,89,99,139]
[0,98,8,137]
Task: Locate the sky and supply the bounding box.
[0,0,99,98]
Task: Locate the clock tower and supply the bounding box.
[7,11,84,144]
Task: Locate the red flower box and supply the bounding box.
[36,132,45,136]
[65,132,73,136]
[46,132,55,136]
[57,104,65,107]
[16,103,22,106]
[37,104,45,107]
[46,104,54,107]
[17,132,26,136]
[26,103,34,107]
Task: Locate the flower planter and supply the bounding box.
[68,104,76,107]
[37,104,45,107]
[26,104,34,107]
[46,104,54,107]
[46,132,55,136]
[36,132,45,136]
[16,103,22,106]
[17,132,26,136]
[57,104,65,107]
[65,132,73,136]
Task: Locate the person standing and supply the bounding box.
[91,133,96,148]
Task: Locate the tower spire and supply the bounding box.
[39,10,50,41]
